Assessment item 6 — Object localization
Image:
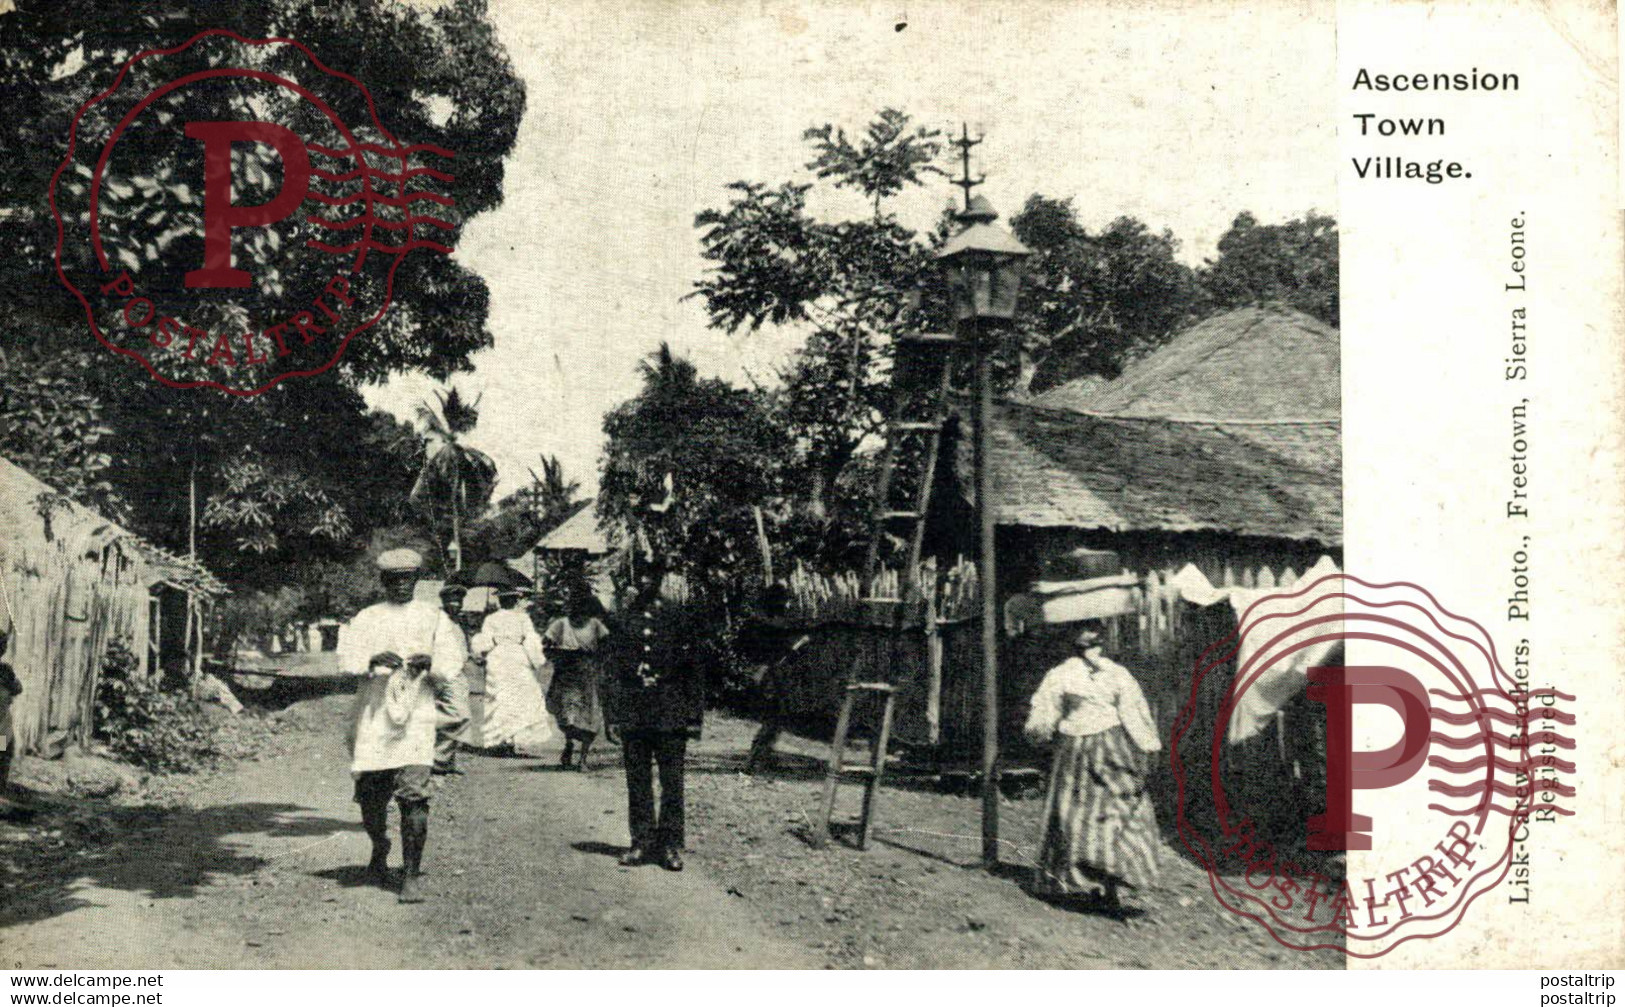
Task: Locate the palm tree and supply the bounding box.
[527,453,582,534]
[410,387,497,571]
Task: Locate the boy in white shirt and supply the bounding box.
[339,549,464,903]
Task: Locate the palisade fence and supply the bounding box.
[774,559,1328,811]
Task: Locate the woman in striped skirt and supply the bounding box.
[1024,623,1163,911]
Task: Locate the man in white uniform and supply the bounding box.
[339,549,464,903]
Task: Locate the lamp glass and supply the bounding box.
[948,254,1024,321]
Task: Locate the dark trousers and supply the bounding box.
[746,721,781,774]
[623,728,687,852]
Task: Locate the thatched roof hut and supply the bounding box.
[1030,306,1339,420]
[1,457,150,756]
[937,306,1341,582]
[507,501,620,614]
[921,307,1341,764]
[533,500,613,558]
[0,456,222,755]
[962,402,1340,545]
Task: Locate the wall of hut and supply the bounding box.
[2,509,149,756]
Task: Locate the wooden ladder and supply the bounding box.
[858,330,958,611]
[811,330,958,849]
[812,682,897,850]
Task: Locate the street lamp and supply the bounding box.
[934,191,1029,869]
[936,195,1030,321]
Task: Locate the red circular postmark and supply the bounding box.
[1170,573,1574,958]
[49,29,457,396]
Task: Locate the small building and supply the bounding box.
[0,455,223,756]
[512,500,618,612]
[915,307,1341,762]
[964,306,1340,582]
[136,542,229,683]
[1029,305,1339,421]
[520,500,611,563]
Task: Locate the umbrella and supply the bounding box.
[442,565,478,588]
[468,560,532,589]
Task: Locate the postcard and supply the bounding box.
[0,0,1617,976]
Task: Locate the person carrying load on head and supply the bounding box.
[544,585,611,771]
[1023,621,1163,915]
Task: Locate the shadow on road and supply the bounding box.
[0,793,359,929]
[230,674,355,714]
[310,864,388,890]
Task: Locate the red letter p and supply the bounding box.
[185,121,310,289]
[1307,665,1432,851]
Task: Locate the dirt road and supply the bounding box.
[2,685,1337,969]
[3,692,814,969]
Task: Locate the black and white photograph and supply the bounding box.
[0,0,1619,983]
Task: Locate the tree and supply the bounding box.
[0,0,525,384]
[200,457,352,556]
[410,387,497,571]
[1011,196,1204,394]
[688,111,1206,512]
[464,453,583,563]
[0,0,523,587]
[599,344,790,587]
[84,373,428,586]
[0,346,119,514]
[1198,211,1339,327]
[687,110,1341,580]
[529,455,583,531]
[691,110,947,519]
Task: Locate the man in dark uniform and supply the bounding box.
[605,562,703,872]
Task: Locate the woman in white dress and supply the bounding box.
[471,588,552,755]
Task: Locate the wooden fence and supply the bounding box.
[779,561,1329,799]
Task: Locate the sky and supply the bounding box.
[364,0,1337,500]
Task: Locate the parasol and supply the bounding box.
[468,560,532,590]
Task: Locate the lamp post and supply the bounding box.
[934,190,1029,868]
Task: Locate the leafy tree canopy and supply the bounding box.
[599,344,789,587]
[410,386,497,570]
[691,110,947,527]
[682,108,1340,582]
[464,453,583,564]
[1012,196,1204,393]
[1198,210,1339,327]
[0,0,524,593]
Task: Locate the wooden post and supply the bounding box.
[926,592,943,746]
[184,459,198,683]
[973,323,1000,869]
[752,505,774,584]
[451,462,463,572]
